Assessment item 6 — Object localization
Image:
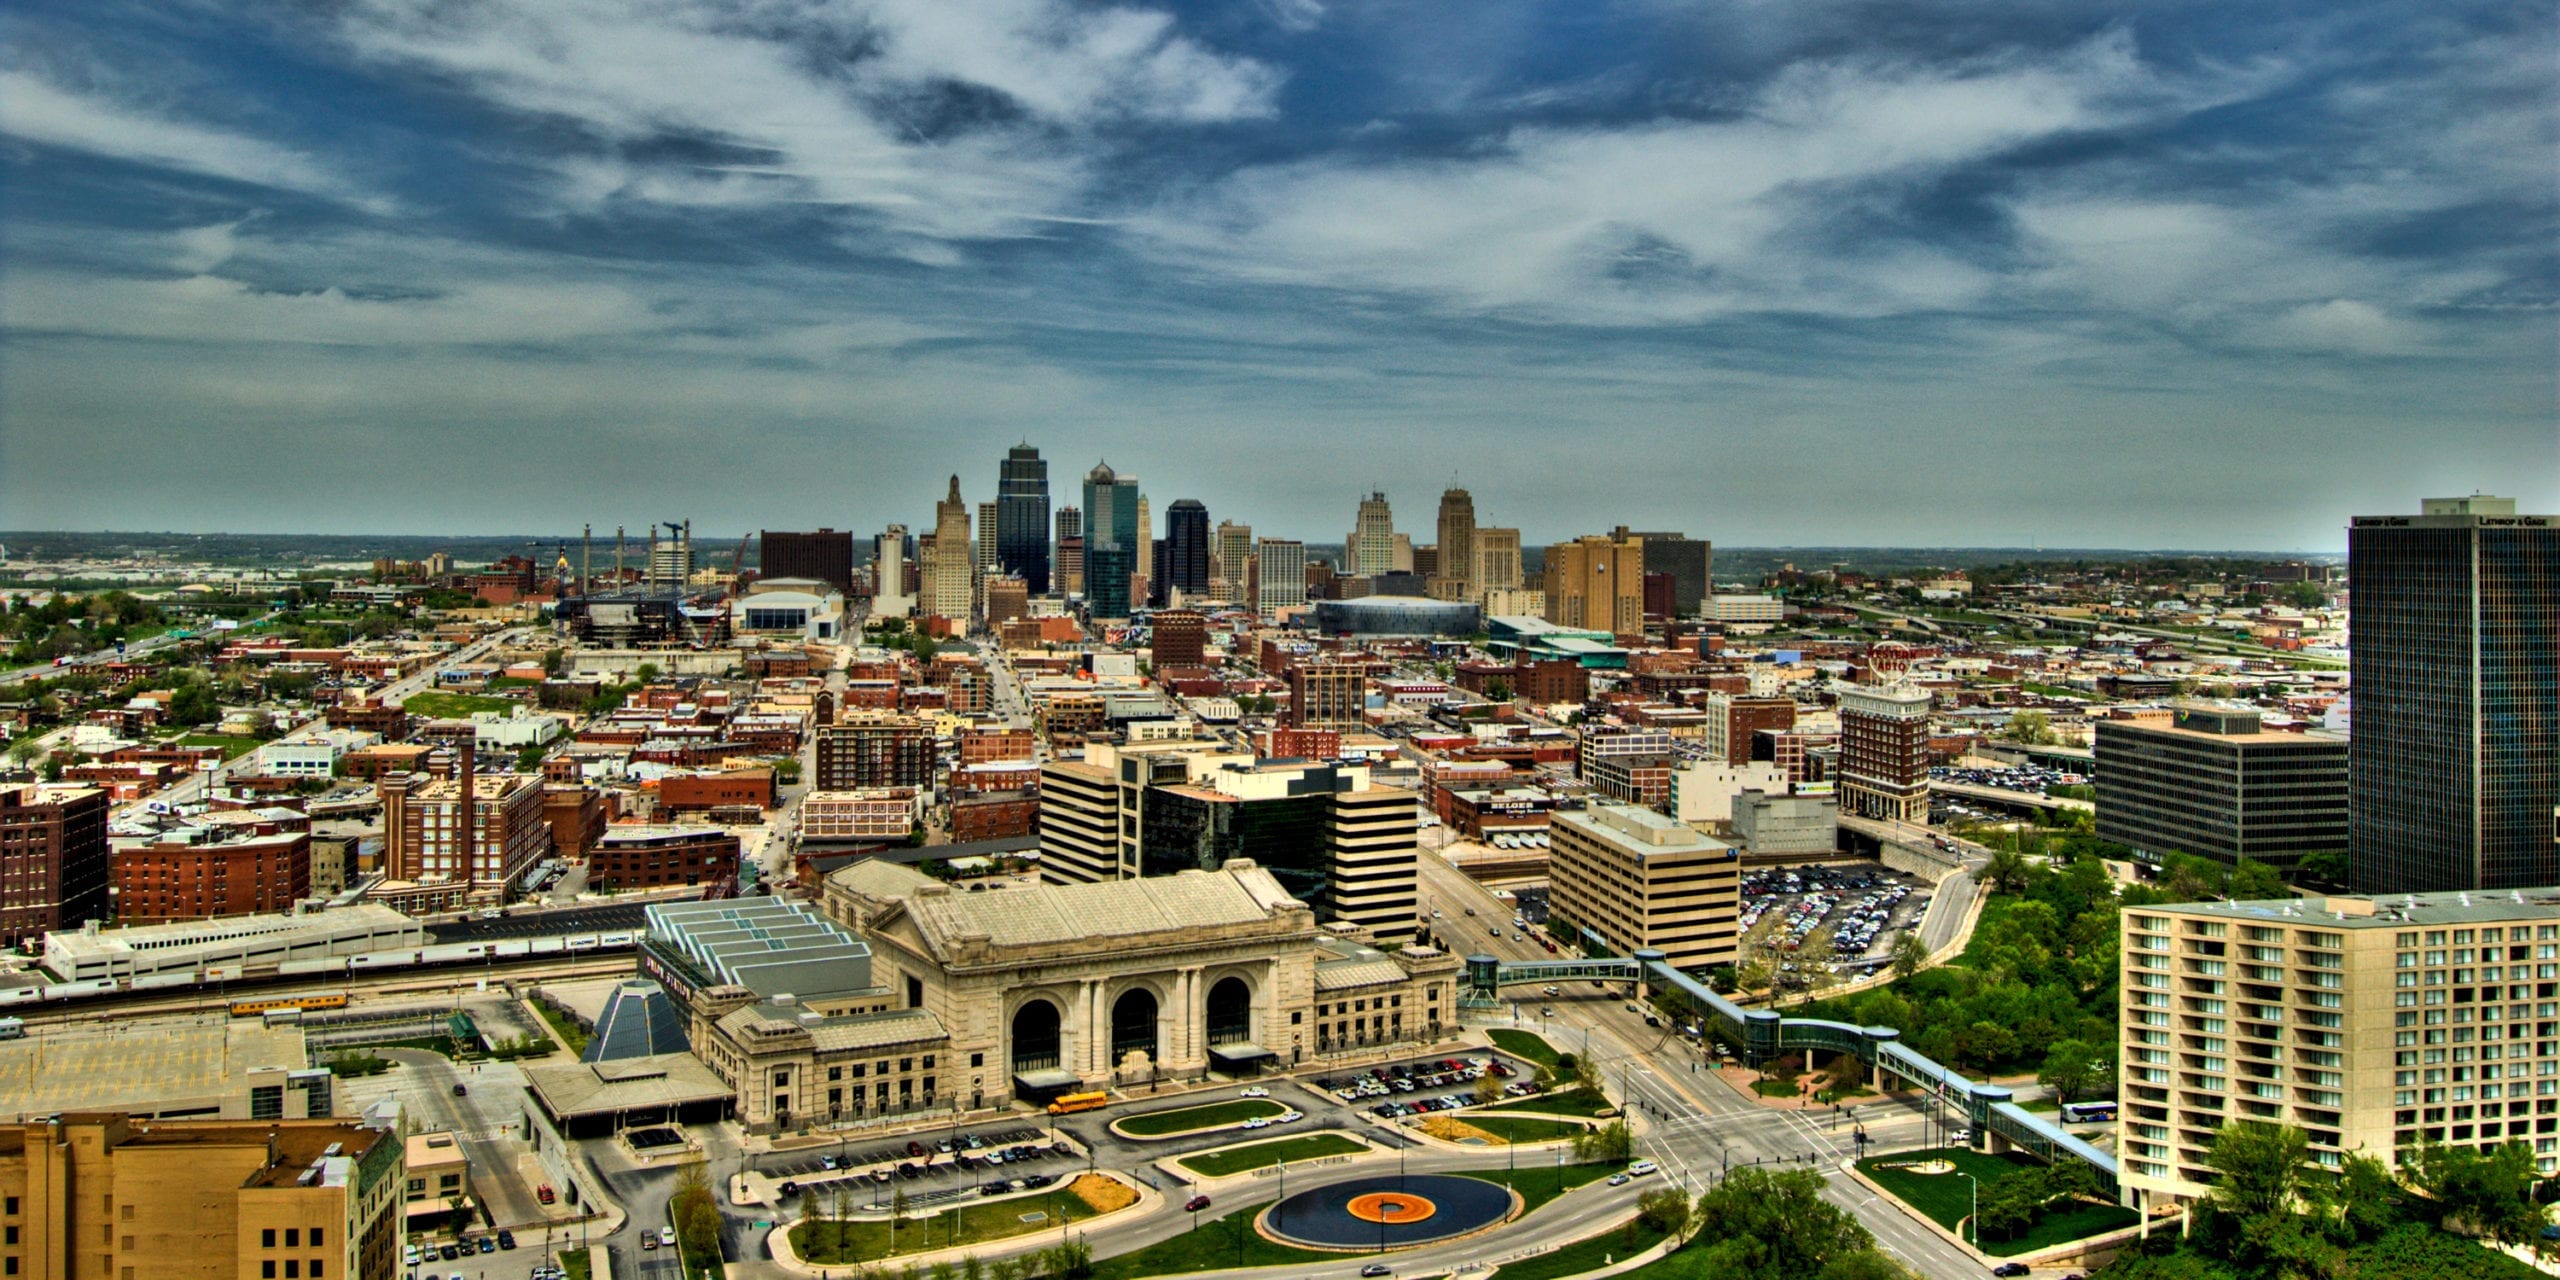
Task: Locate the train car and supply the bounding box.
[0,988,44,1009]
[417,942,486,965]
[277,957,350,978]
[44,979,118,1001]
[596,932,634,949]
[127,971,198,992]
[203,964,244,983]
[0,1017,22,1040]
[350,949,420,969]
[491,939,532,960]
[527,937,567,956]
[230,993,350,1018]
[563,934,599,953]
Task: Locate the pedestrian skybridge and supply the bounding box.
[1466,950,2116,1194]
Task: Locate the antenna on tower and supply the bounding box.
[615,525,626,583]
[581,524,592,597]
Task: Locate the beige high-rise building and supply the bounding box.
[2118,890,2560,1214]
[975,500,1000,574]
[1547,802,1740,971]
[1543,528,1645,637]
[1255,538,1307,614]
[1436,489,1477,595]
[925,475,975,621]
[1348,492,1395,577]
[1134,494,1153,587]
[1472,527,1523,596]
[1213,521,1255,600]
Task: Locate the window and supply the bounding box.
[284,1229,299,1248]
[263,1230,277,1249]
[310,1229,322,1248]
[263,1265,277,1280]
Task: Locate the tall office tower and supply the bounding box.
[0,784,110,947]
[2349,495,2559,892]
[1838,684,1933,822]
[1472,527,1523,593]
[975,501,1000,574]
[1135,494,1153,588]
[2096,705,2349,869]
[1161,499,1212,600]
[1543,528,1646,636]
[1347,491,1396,576]
[759,528,855,594]
[1389,533,1414,573]
[1081,462,1142,618]
[997,442,1053,594]
[1630,531,1713,618]
[1213,520,1255,599]
[1437,489,1477,595]
[648,520,694,589]
[1054,504,1082,594]
[872,523,915,618]
[1255,538,1307,613]
[924,475,975,621]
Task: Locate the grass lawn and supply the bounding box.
[1175,1133,1364,1178]
[1459,1115,1590,1144]
[1466,1160,1625,1215]
[173,733,264,760]
[1489,1028,1560,1068]
[530,999,593,1056]
[1484,1088,1616,1118]
[558,1248,591,1280]
[1116,1098,1289,1137]
[793,1179,1128,1263]
[1751,1078,1809,1098]
[1493,1219,1669,1280]
[1858,1148,2140,1257]
[397,690,516,718]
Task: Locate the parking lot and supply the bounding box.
[1929,762,2089,795]
[1739,865,1930,986]
[1311,1050,1543,1121]
[749,1124,1082,1210]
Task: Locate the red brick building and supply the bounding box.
[949,791,1039,843]
[112,830,311,923]
[543,786,609,860]
[657,770,775,813]
[957,727,1036,766]
[588,826,740,891]
[0,784,111,946]
[1151,610,1208,670]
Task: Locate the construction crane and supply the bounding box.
[731,534,754,595]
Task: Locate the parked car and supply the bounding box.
[983,1181,1012,1196]
[1241,1086,1269,1098]
[496,1231,516,1251]
[1991,1266,2031,1278]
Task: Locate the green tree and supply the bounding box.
[541,647,565,677]
[2037,1038,2112,1105]
[1636,1186,1691,1236]
[1572,1119,1631,1164]
[166,678,221,726]
[1681,1166,1888,1280]
[2404,1140,2543,1247]
[1975,1167,2044,1241]
[2294,849,2348,888]
[633,662,661,684]
[1890,931,1929,980]
[2277,581,2328,610]
[2002,710,2058,745]
[1982,848,2030,894]
[1484,678,1513,703]
[2207,1121,2313,1223]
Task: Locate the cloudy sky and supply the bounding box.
[1,0,2551,549]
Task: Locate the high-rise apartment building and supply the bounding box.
[1436,489,1477,595]
[1630,532,1713,618]
[1081,463,1142,619]
[759,528,855,594]
[1548,802,1740,971]
[380,766,549,896]
[1161,499,1211,600]
[815,713,934,792]
[2117,890,2560,1213]
[1348,492,1396,577]
[1212,521,1254,600]
[1255,538,1307,614]
[1290,663,1368,728]
[924,475,975,622]
[1472,527,1523,595]
[1838,685,1932,822]
[1543,528,1646,637]
[0,1113,406,1280]
[2348,495,2559,893]
[0,783,110,947]
[871,523,914,618]
[997,443,1053,595]
[975,500,1000,574]
[2095,706,2349,869]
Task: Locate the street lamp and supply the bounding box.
[1954,1171,1977,1248]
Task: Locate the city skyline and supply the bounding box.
[1,1,2552,546]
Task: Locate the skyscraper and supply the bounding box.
[1213,520,1255,600]
[2349,495,2559,893]
[1256,538,1307,614]
[1472,527,1523,594]
[1054,506,1082,596]
[997,443,1052,595]
[1436,488,1476,595]
[872,523,914,618]
[975,500,1000,574]
[1630,531,1713,618]
[1135,494,1154,592]
[1544,528,1646,636]
[925,475,974,621]
[1347,492,1395,576]
[1081,462,1141,619]
[759,528,854,594]
[1162,499,1211,600]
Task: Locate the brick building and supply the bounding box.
[1287,663,1368,728]
[542,786,609,860]
[1152,609,1208,669]
[657,770,776,813]
[949,790,1039,843]
[588,826,740,892]
[0,784,111,946]
[814,714,933,791]
[113,829,312,923]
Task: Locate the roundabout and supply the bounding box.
[1260,1173,1519,1250]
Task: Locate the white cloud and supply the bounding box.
[1128,35,2158,322]
[0,70,379,208]
[2256,299,2422,357]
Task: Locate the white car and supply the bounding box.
[1243,1117,1269,1130]
[1277,1111,1303,1123]
[1627,1160,1659,1177]
[1241,1086,1269,1098]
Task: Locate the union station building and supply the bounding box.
[642,859,1461,1130]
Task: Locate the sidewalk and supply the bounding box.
[761,1170,1156,1279]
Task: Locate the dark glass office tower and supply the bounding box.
[2349,496,2559,893]
[1161,499,1211,601]
[996,443,1051,595]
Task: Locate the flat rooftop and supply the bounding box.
[2153,888,2560,930]
[0,1018,306,1116]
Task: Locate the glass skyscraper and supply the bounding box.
[996,443,1051,595]
[1081,461,1141,618]
[1160,498,1211,601]
[2349,496,2559,893]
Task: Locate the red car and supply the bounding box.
[1185,1196,1212,1212]
[908,1140,927,1158]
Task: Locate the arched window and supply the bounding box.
[1011,999,1062,1072]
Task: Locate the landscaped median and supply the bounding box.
[1480,1087,1618,1119]
[1855,1147,2139,1257]
[1416,1113,1590,1146]
[1174,1132,1367,1178]
[781,1171,1140,1267]
[1111,1097,1292,1139]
